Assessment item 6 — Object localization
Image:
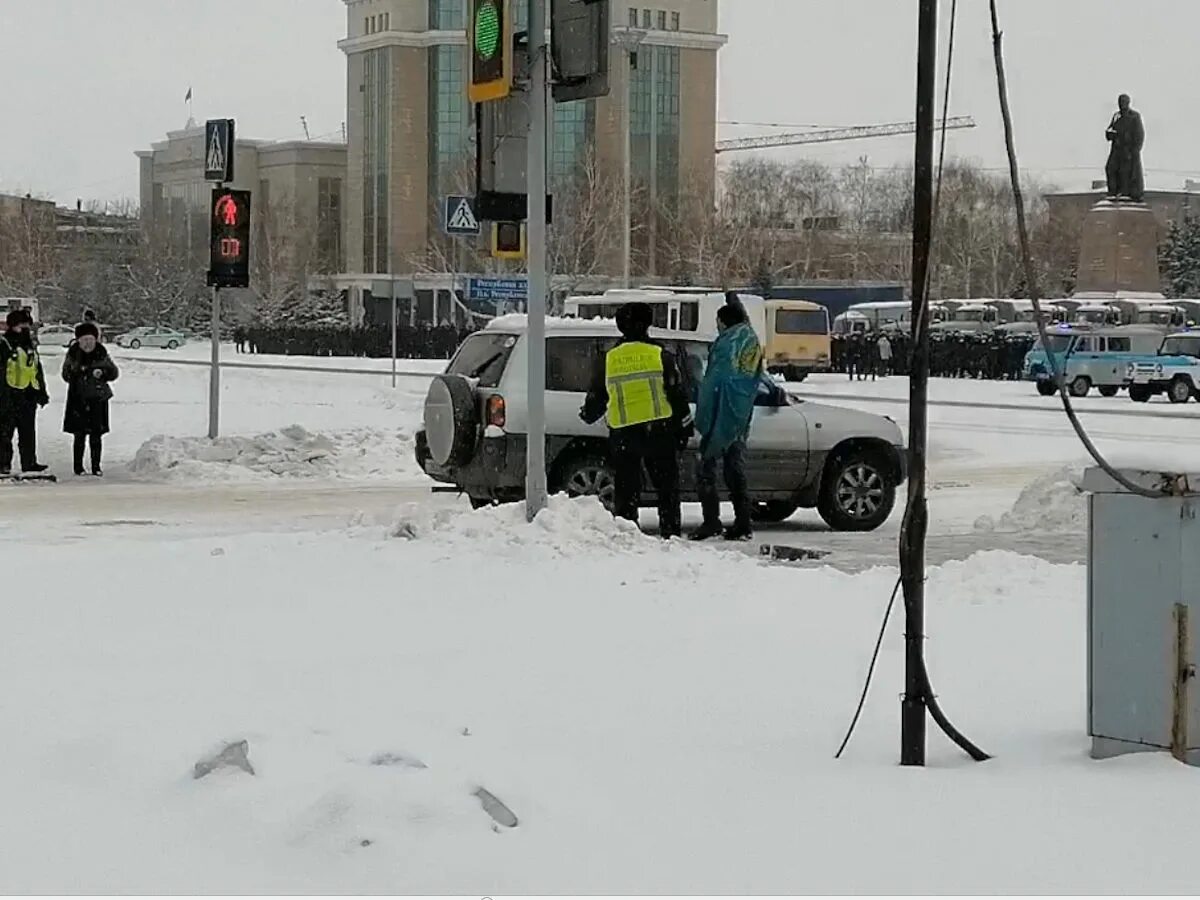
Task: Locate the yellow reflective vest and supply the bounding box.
[5,345,41,391]
[604,341,669,429]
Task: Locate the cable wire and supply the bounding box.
[988,0,1170,501]
[835,577,901,759]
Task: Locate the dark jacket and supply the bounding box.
[61,342,118,435]
[580,336,692,435]
[0,333,49,413]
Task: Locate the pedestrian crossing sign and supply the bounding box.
[204,118,235,183]
[444,195,481,235]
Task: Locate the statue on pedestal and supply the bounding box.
[1105,94,1145,202]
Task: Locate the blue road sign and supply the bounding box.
[444,195,481,235]
[467,276,528,302]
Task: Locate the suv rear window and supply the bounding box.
[547,337,617,392]
[446,333,517,388]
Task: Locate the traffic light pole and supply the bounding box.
[524,0,549,521]
[208,284,220,440]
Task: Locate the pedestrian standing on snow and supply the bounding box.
[61,322,118,476]
[0,309,49,475]
[580,302,692,538]
[691,302,764,542]
[877,333,893,377]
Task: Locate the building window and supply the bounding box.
[361,47,390,273]
[552,99,594,182]
[670,11,680,30]
[641,8,651,28]
[656,9,666,29]
[317,177,344,273]
[429,45,470,202]
[628,6,638,26]
[364,16,370,34]
[430,0,465,29]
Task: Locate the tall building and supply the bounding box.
[136,124,348,278]
[337,0,726,288]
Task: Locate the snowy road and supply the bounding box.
[13,353,1188,568]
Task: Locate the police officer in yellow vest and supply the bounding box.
[0,309,50,475]
[580,303,692,538]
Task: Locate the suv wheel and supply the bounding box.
[1129,384,1152,403]
[560,455,616,509]
[818,450,896,532]
[1168,376,1193,404]
[1068,375,1091,398]
[751,500,799,523]
[129,339,141,350]
[1036,380,1057,397]
[1097,385,1119,398]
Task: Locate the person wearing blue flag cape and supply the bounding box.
[691,302,764,542]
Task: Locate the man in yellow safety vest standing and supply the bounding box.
[0,309,50,475]
[580,303,692,538]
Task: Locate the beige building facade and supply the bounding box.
[136,125,348,277]
[337,0,726,284]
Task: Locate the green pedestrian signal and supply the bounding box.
[468,0,511,103]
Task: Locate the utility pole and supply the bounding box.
[524,0,549,520]
[614,29,646,289]
[900,0,938,767]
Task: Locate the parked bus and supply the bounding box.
[563,288,768,344]
[763,299,831,381]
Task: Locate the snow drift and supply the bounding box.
[975,466,1086,533]
[130,425,423,482]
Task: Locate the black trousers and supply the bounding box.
[73,433,103,473]
[0,401,38,471]
[697,440,750,528]
[609,425,682,538]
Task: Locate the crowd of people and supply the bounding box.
[231,324,474,359]
[0,312,118,477]
[830,329,1037,381]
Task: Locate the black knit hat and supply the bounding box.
[5,309,30,329]
[75,322,99,339]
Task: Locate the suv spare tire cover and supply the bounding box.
[424,374,479,467]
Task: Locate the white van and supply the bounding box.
[563,289,768,344]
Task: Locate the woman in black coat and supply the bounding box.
[61,322,118,476]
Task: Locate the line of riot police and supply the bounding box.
[232,324,475,359]
[830,329,1037,381]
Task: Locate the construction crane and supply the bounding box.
[715,116,976,154]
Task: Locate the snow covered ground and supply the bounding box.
[6,352,1200,892]
[5,499,1200,893]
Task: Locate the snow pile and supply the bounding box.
[130,424,423,482]
[975,466,1086,533]
[389,494,664,559]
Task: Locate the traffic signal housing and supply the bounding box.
[468,0,512,103]
[208,188,251,288]
[491,221,525,260]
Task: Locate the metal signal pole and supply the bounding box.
[900,0,938,767]
[524,0,549,520]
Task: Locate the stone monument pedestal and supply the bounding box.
[1074,200,1163,300]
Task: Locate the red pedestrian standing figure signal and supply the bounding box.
[215,194,240,226]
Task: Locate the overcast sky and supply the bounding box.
[1,0,1198,205]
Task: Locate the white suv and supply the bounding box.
[417,317,907,531]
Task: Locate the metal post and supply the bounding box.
[208,285,220,439]
[615,30,645,289]
[391,290,397,388]
[900,0,938,768]
[525,0,549,520]
[622,47,633,289]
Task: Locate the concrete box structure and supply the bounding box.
[1086,466,1200,765]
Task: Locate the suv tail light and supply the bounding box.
[486,395,506,428]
